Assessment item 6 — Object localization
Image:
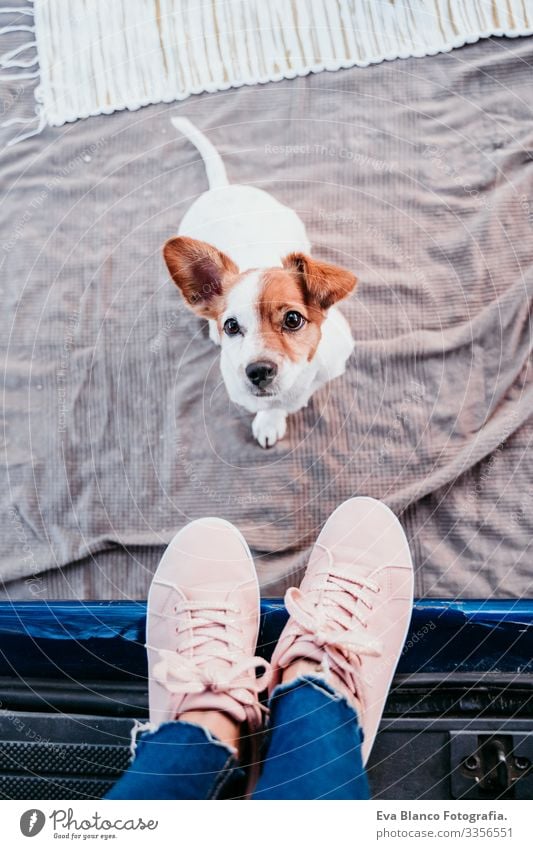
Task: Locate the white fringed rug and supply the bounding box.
[3,0,533,141]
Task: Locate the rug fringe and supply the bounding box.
[0,7,35,14]
[2,0,533,141]
[0,4,42,145]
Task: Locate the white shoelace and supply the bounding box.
[285,543,384,669]
[146,599,271,702]
[151,649,270,703]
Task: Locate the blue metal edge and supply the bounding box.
[0,599,531,682]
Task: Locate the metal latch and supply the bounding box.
[451,732,533,799]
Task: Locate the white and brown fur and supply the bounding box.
[163,118,357,448]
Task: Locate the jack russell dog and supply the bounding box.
[163,117,357,448]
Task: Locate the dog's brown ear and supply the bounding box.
[282,252,357,310]
[163,236,238,319]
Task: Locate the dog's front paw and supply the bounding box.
[208,319,221,346]
[252,410,287,449]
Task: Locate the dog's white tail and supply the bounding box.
[171,117,229,190]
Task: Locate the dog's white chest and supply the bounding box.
[166,117,357,448]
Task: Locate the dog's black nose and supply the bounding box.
[246,360,278,388]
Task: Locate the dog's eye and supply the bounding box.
[223,318,241,336]
[283,310,306,331]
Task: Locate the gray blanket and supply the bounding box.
[1,27,532,599]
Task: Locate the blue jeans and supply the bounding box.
[106,676,370,800]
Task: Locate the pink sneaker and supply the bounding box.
[270,496,414,764]
[145,517,270,735]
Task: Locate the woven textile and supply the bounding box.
[2,0,533,142]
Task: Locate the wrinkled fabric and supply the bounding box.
[1,24,532,598]
[107,676,369,800]
[105,720,240,800]
[253,676,369,800]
